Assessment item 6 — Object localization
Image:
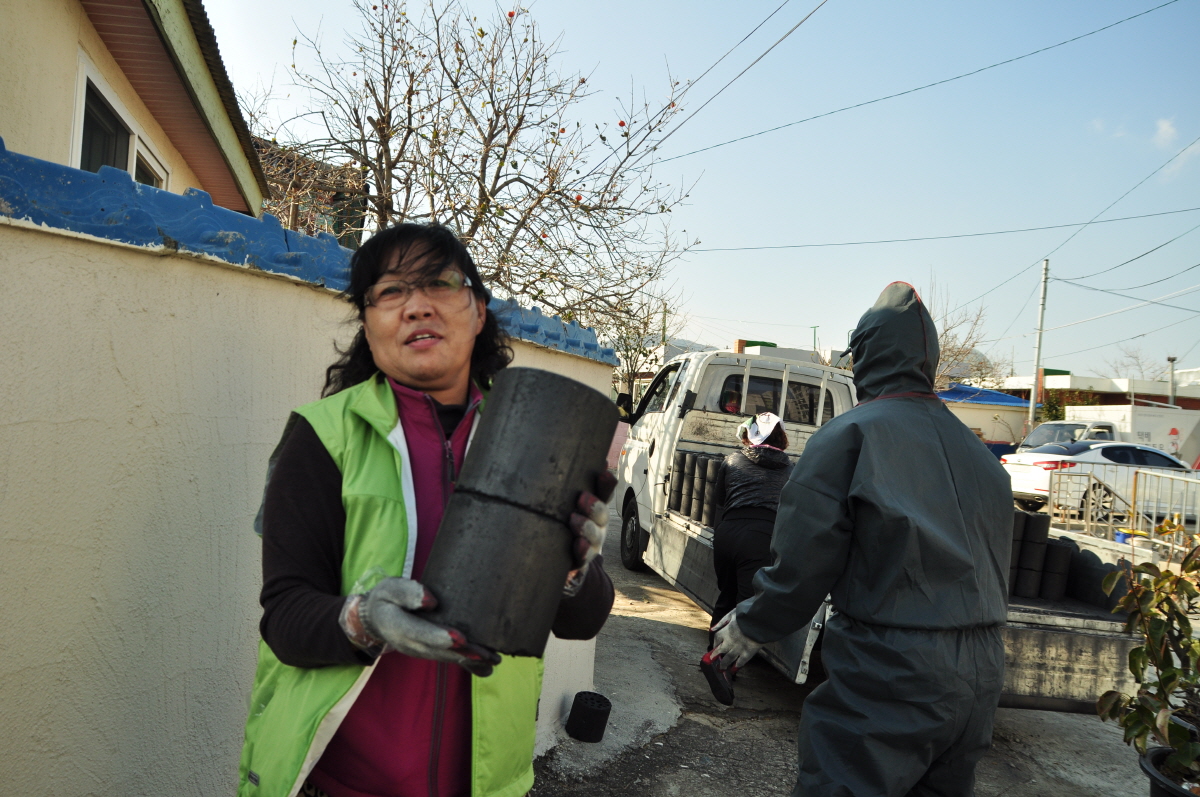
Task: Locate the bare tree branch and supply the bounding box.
[261,0,696,326]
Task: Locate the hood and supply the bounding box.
[741,445,791,469]
[849,282,939,403]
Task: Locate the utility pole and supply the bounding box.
[1026,259,1050,435]
[811,325,819,353]
[1168,356,1178,406]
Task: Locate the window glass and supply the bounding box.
[1023,423,1086,448]
[81,83,129,174]
[719,374,833,426]
[1136,449,1185,469]
[638,363,681,415]
[134,155,162,188]
[785,382,835,426]
[1100,447,1137,465]
[664,360,688,408]
[1086,426,1114,440]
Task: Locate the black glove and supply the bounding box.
[564,471,617,595]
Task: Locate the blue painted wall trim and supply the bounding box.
[0,138,617,366]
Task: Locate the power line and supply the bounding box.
[1066,259,1200,293]
[1057,219,1200,281]
[657,0,1183,164]
[983,281,1200,346]
[1054,276,1200,314]
[1176,334,1200,366]
[678,206,1200,252]
[640,0,830,163]
[684,0,796,94]
[949,131,1200,313]
[584,0,796,178]
[1040,315,1200,361]
[984,279,1041,354]
[1042,282,1200,332]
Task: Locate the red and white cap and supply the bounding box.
[737,412,784,446]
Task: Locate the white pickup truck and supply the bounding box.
[615,349,1137,712]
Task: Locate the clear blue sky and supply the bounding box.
[206,0,1200,378]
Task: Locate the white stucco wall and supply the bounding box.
[509,339,614,397]
[0,218,614,791]
[0,220,351,795]
[944,402,1028,443]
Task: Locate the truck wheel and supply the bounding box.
[1014,499,1045,513]
[620,499,648,572]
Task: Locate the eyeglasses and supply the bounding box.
[365,269,473,308]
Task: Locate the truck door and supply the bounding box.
[622,361,685,525]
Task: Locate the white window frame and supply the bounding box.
[135,148,168,189]
[71,49,171,190]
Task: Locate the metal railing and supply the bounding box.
[1048,469,1139,540]
[1049,467,1200,562]
[1128,470,1200,562]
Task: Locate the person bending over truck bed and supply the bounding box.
[713,282,1012,797]
[700,412,792,705]
[711,412,792,635]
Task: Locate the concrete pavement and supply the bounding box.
[530,509,1147,796]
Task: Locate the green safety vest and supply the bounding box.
[237,375,543,797]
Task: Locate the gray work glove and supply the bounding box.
[564,471,617,596]
[711,610,765,670]
[343,577,502,677]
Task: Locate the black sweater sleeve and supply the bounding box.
[259,415,371,667]
[259,415,614,666]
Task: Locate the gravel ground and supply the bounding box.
[529,510,1147,796]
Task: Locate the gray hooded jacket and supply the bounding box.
[737,283,1012,640]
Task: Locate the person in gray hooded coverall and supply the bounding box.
[712,282,1012,797]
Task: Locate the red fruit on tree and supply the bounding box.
[618,120,626,127]
[559,127,566,133]
[575,194,582,201]
[508,10,515,17]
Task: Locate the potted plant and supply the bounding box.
[1098,545,1200,795]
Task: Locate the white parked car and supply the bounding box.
[1001,441,1191,515]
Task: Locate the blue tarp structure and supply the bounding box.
[937,382,1031,408]
[0,137,617,366]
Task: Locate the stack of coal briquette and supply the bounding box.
[669,451,723,528]
[1009,509,1073,601]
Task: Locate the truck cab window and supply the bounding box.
[785,382,835,426]
[638,363,681,415]
[1023,423,1086,448]
[720,374,833,426]
[1086,426,1114,440]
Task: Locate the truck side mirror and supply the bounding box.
[616,393,633,419]
[677,389,697,419]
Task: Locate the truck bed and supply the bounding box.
[1001,594,1136,714]
[646,511,1138,712]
